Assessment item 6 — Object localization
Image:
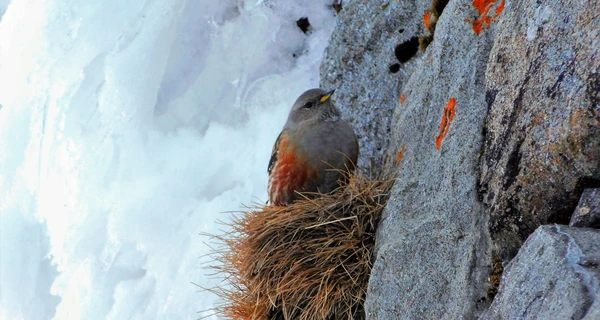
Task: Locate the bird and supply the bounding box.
[267,88,359,206]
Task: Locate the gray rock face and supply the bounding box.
[319,0,600,318]
[322,0,498,318]
[481,225,600,320]
[583,301,600,320]
[570,189,600,228]
[479,0,600,261]
[366,4,495,320]
[320,0,429,176]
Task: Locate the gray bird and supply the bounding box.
[267,88,359,206]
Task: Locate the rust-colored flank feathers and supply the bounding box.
[268,132,315,206]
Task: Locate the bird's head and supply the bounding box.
[284,88,340,128]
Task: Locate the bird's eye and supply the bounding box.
[303,102,314,109]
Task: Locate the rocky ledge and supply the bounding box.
[319,0,600,318]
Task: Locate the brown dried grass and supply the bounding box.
[209,172,394,320]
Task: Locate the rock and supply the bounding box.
[295,17,310,33]
[479,0,600,262]
[320,0,430,176]
[481,225,600,320]
[322,0,499,318]
[319,0,600,318]
[570,189,600,228]
[583,301,600,320]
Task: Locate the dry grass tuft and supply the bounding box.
[209,172,394,320]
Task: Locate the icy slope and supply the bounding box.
[0,0,336,318]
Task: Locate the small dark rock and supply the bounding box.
[332,0,342,13]
[296,17,311,33]
[388,63,400,73]
[569,188,600,228]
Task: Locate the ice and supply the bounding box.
[0,0,12,20]
[0,0,336,318]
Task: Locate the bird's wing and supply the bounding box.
[268,130,284,175]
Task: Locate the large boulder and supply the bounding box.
[481,225,600,320]
[479,0,600,261]
[322,0,497,318]
[320,0,600,318]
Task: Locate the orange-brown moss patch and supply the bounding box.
[470,0,505,35]
[424,11,433,29]
[396,144,407,164]
[435,97,457,149]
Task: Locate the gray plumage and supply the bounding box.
[268,88,359,204]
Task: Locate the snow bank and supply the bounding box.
[0,0,336,318]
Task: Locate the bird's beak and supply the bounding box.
[320,89,335,103]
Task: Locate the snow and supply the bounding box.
[0,0,336,318]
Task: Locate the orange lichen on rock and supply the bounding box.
[424,11,432,29]
[435,97,457,149]
[400,93,406,104]
[396,144,407,164]
[470,0,505,35]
